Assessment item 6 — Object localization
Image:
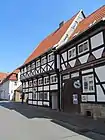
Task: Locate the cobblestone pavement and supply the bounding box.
[0,101,105,140]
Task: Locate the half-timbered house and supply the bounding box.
[58,5,105,118]
[20,10,85,109]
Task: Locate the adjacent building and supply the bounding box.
[20,5,105,118]
[0,69,21,100]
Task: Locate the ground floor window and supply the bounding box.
[82,74,95,93]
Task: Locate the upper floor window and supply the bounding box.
[82,74,94,93]
[26,81,28,88]
[41,56,46,65]
[50,74,58,84]
[21,68,24,74]
[23,82,26,88]
[31,62,35,69]
[36,60,40,67]
[48,53,54,62]
[68,47,76,59]
[24,67,27,73]
[33,79,37,86]
[44,76,49,85]
[29,81,32,87]
[78,40,89,55]
[27,65,31,71]
[38,78,43,85]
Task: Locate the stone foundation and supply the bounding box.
[81,103,105,119]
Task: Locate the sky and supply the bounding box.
[0,0,105,73]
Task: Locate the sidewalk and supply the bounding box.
[0,101,105,138]
[33,106,105,136]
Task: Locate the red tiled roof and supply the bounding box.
[24,13,78,64]
[0,69,20,84]
[70,5,105,40]
[0,72,9,81]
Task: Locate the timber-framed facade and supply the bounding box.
[58,20,105,117]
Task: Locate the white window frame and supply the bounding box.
[33,79,37,86]
[41,56,46,65]
[48,53,54,62]
[36,60,40,67]
[24,67,27,73]
[29,81,32,87]
[82,74,95,93]
[44,76,49,85]
[78,40,89,55]
[38,78,43,86]
[68,47,76,60]
[31,62,35,69]
[50,74,58,84]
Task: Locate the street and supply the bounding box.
[0,101,92,140]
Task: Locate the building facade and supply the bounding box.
[20,11,84,109]
[20,5,105,118]
[58,5,105,118]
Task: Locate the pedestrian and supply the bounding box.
[21,93,24,104]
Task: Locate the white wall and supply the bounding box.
[0,72,22,100]
[0,81,9,100]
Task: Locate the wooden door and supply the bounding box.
[61,77,81,113]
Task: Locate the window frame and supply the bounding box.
[78,40,89,55]
[50,74,58,84]
[82,74,95,93]
[44,76,49,85]
[36,60,40,67]
[38,78,43,86]
[68,47,76,60]
[48,53,54,62]
[41,56,46,65]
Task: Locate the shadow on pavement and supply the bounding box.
[0,101,105,140]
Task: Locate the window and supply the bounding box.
[27,65,31,71]
[24,67,27,72]
[31,62,35,69]
[36,60,40,67]
[41,56,46,65]
[26,81,28,87]
[33,92,37,100]
[44,92,49,100]
[48,53,54,62]
[82,74,94,93]
[44,77,49,84]
[23,82,26,88]
[21,68,24,74]
[38,78,43,85]
[38,92,43,100]
[68,47,76,59]
[29,81,32,87]
[33,79,37,86]
[78,40,89,54]
[14,81,17,86]
[50,75,57,84]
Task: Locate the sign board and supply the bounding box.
[73,94,78,104]
[73,80,81,89]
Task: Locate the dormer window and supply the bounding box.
[78,40,89,55]
[41,56,46,65]
[36,60,40,67]
[48,53,54,62]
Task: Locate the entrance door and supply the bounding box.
[61,77,81,113]
[51,92,58,110]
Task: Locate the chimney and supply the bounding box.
[59,21,64,28]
